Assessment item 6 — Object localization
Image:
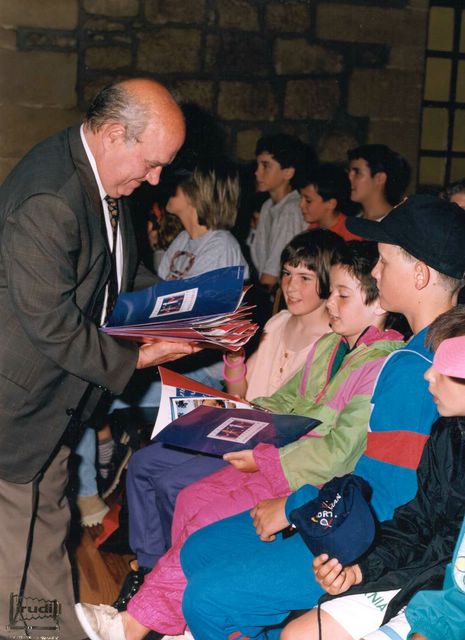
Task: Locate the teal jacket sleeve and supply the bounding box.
[285,484,319,521]
[406,575,465,640]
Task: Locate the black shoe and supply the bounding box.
[112,567,150,612]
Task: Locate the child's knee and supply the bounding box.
[280,615,314,640]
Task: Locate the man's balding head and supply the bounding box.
[85,78,185,144]
[84,79,185,197]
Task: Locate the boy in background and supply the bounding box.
[251,134,316,289]
[297,162,362,241]
[348,144,411,220]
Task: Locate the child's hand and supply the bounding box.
[223,450,258,472]
[312,555,362,595]
[250,496,288,542]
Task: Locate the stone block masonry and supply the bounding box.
[0,0,428,184]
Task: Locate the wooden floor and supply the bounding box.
[76,527,132,605]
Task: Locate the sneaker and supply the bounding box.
[99,438,133,499]
[77,495,110,527]
[113,567,150,612]
[75,603,125,640]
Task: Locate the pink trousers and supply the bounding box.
[127,463,291,634]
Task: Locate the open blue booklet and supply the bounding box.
[155,405,321,457]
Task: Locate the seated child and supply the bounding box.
[289,315,465,640]
[76,240,404,638]
[158,161,249,279]
[251,133,313,289]
[224,229,345,400]
[175,197,464,640]
[297,162,362,241]
[348,144,411,220]
[112,229,343,607]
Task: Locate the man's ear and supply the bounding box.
[413,261,430,290]
[101,122,127,149]
[282,166,295,182]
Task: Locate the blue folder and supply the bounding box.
[155,405,321,457]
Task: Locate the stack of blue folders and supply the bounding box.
[101,266,258,351]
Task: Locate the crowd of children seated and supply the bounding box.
[75,126,465,640]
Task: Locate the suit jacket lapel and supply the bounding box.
[68,126,111,320]
[68,126,103,220]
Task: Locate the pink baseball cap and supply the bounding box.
[433,336,465,379]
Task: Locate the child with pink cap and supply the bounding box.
[287,305,465,640]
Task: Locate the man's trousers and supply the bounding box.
[0,446,84,640]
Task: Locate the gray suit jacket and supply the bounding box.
[0,126,143,482]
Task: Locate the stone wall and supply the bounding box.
[0,0,429,184]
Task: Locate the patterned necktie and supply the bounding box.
[104,195,120,322]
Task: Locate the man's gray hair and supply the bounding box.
[84,83,149,142]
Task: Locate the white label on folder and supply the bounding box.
[170,396,239,421]
[150,287,198,318]
[207,417,269,444]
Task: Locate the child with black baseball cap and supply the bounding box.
[290,307,465,640]
[346,193,465,287]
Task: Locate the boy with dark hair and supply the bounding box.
[296,162,362,241]
[348,144,411,220]
[292,308,465,640]
[251,133,316,288]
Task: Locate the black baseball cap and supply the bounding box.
[346,195,465,279]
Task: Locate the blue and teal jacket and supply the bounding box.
[286,327,438,523]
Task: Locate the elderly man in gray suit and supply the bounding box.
[0,78,195,639]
